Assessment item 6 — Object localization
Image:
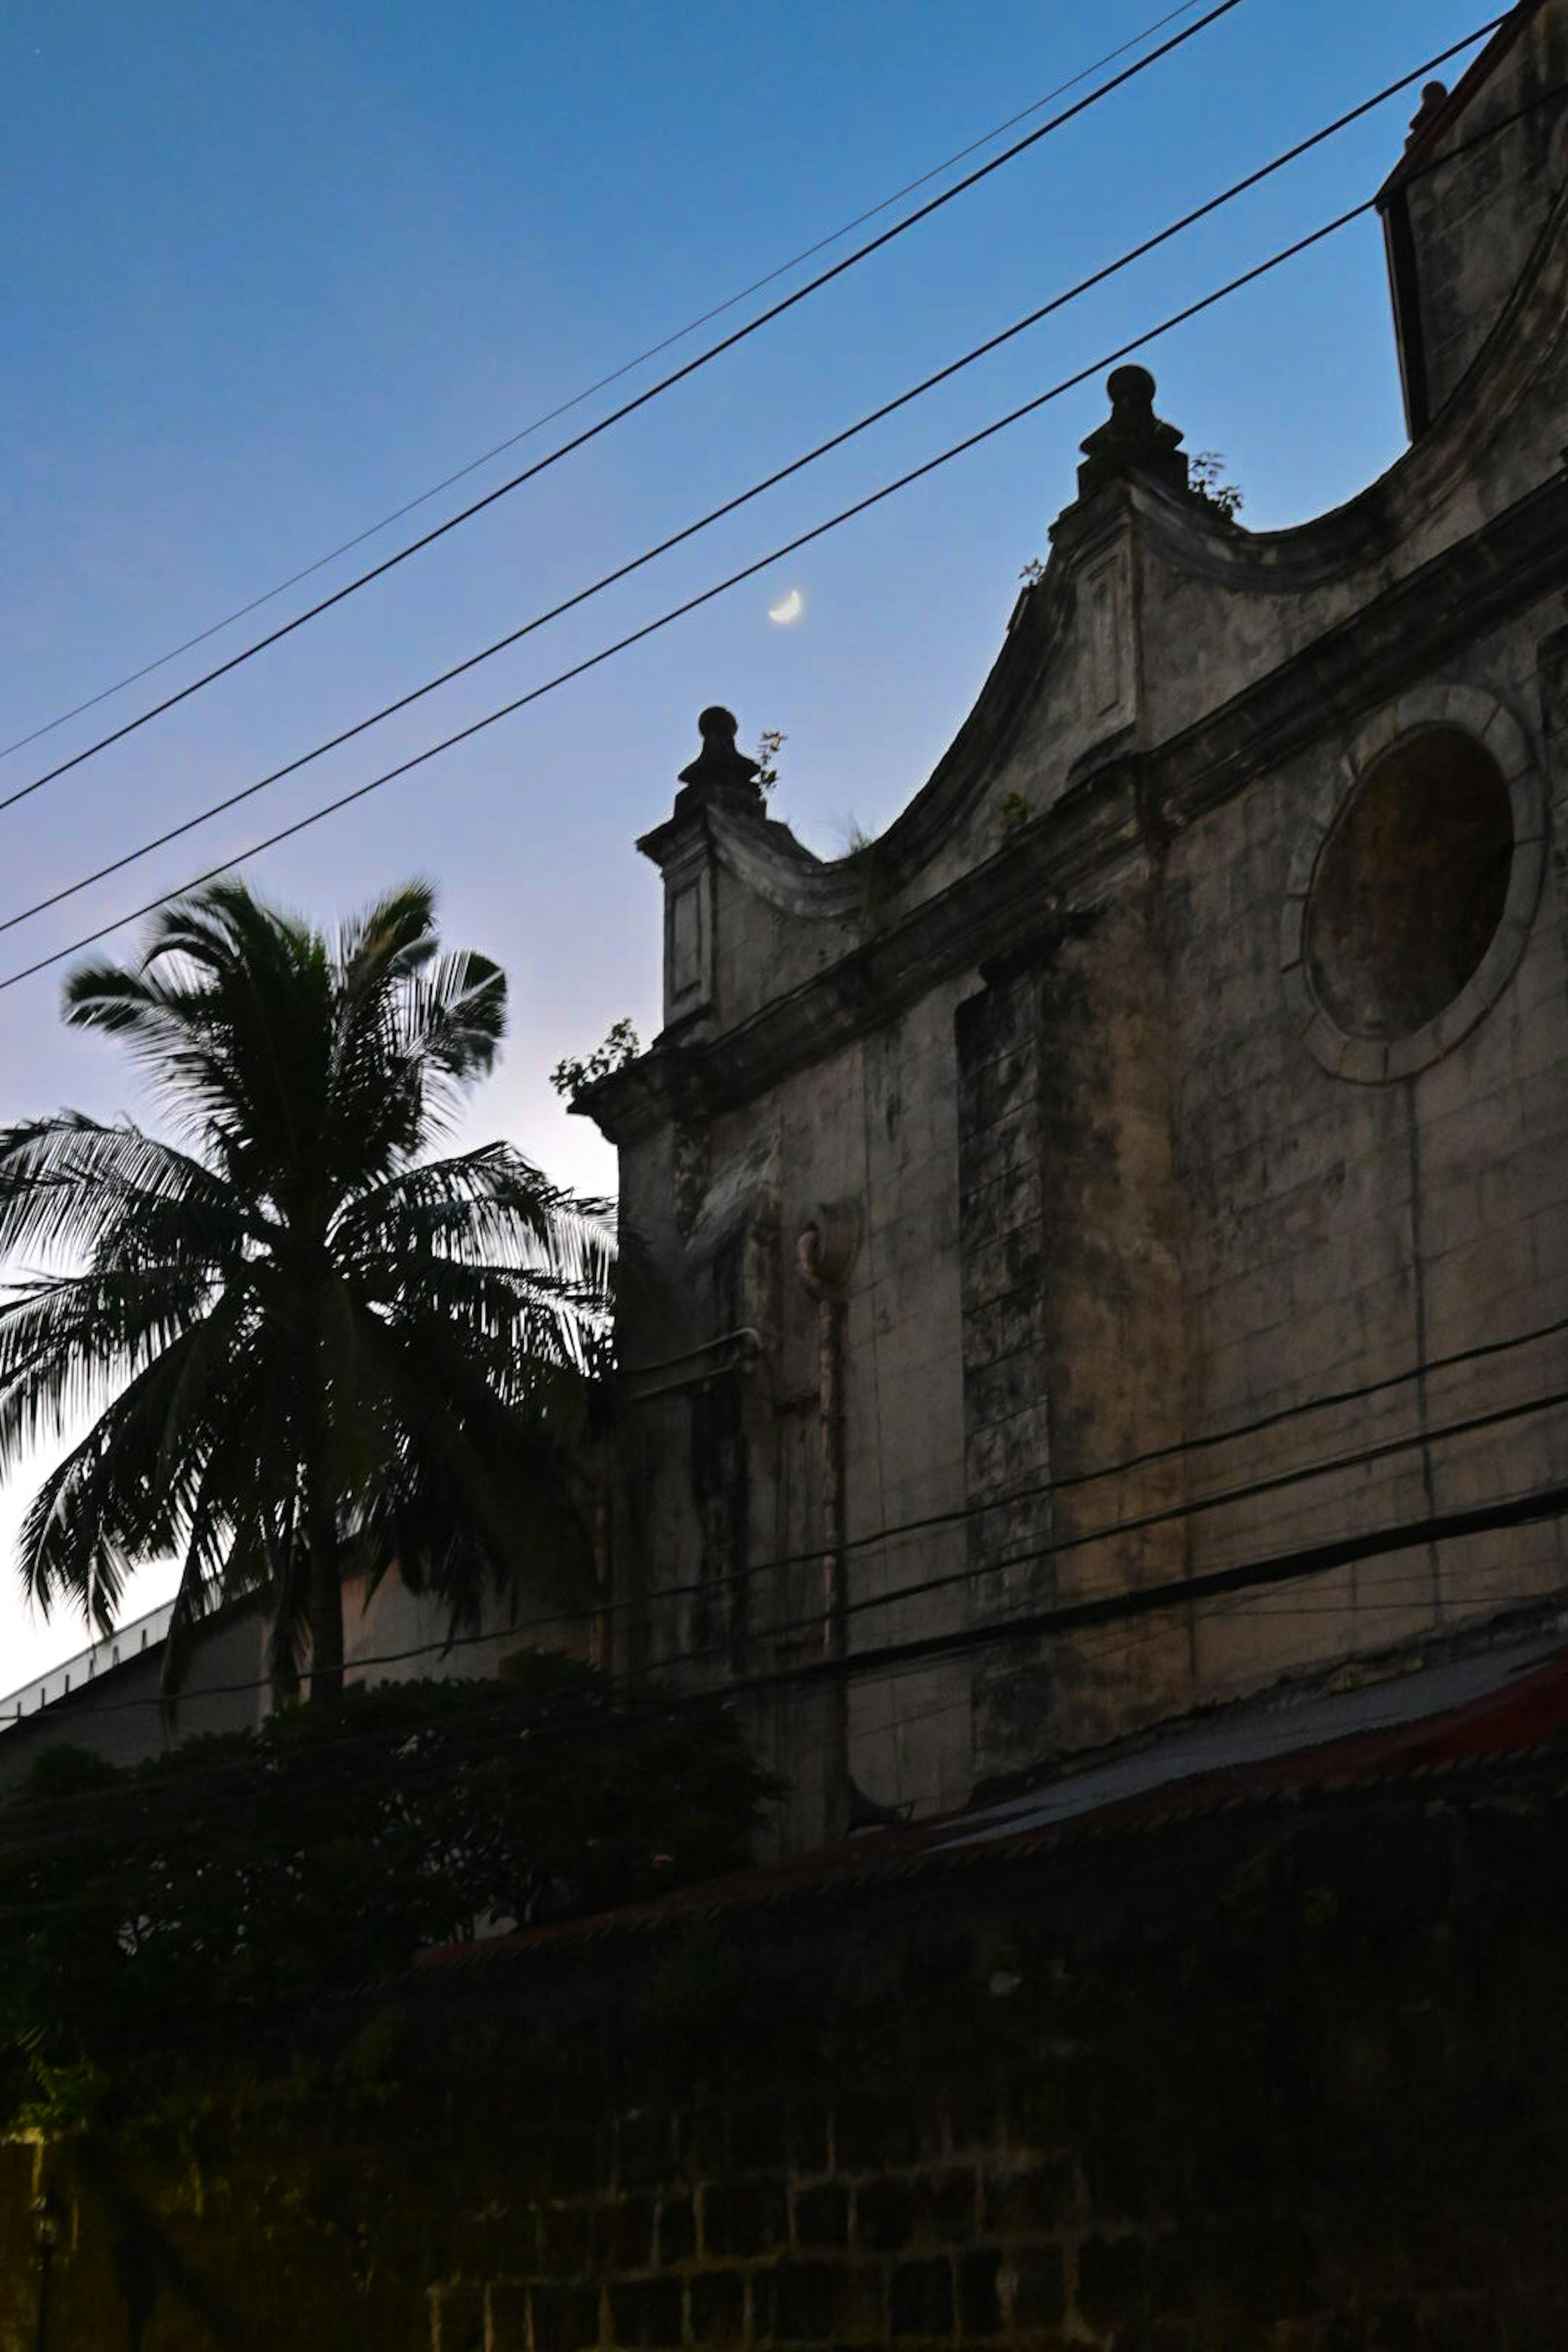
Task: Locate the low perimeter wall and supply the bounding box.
[4,1756,1568,2350]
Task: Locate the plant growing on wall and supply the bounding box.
[756,729,786,795]
[0,881,615,1704]
[1188,452,1244,521]
[840,817,894,934]
[549,1017,641,1102]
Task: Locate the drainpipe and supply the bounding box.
[796,1205,862,1841]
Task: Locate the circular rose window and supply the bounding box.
[1305,726,1513,1041]
[1281,689,1546,1084]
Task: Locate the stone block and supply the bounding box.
[702,2180,788,2259]
[889,2257,956,2340]
[963,1349,1047,1434]
[608,2275,684,2346]
[657,2192,695,2267]
[530,2283,604,2352]
[834,2092,924,2172]
[549,2118,612,2198]
[486,2283,530,2352]
[618,2109,676,2191]
[980,2155,1075,2236]
[767,2259,879,2343]
[909,2169,978,2243]
[680,2104,728,2180]
[958,1164,1044,1253]
[960,1227,1045,1318]
[794,2182,851,2249]
[688,2270,746,2343]
[958,2249,1004,2337]
[1075,2233,1150,2327]
[961,1288,1048,1374]
[1002,2245,1067,2330]
[604,2194,655,2272]
[537,2201,592,2276]
[432,2283,486,2352]
[855,2178,913,2252]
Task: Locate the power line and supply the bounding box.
[0,0,1256,818]
[0,206,1398,995]
[724,1376,1568,1662]
[0,2,1213,770]
[0,21,1503,950]
[11,1314,1566,1730]
[0,47,1539,998]
[731,1470,1568,1703]
[6,1490,1566,1871]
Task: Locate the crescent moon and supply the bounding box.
[768,588,804,624]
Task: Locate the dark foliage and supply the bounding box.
[0,1656,776,2091]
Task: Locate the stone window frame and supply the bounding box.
[1280,682,1546,1084]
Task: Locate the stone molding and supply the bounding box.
[1279,680,1547,1084]
[579,476,1568,1145]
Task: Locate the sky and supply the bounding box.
[0,0,1501,1692]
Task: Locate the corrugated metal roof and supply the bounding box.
[416,1622,1568,1972]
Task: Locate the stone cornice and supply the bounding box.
[579,470,1568,1145]
[1154,467,1568,833]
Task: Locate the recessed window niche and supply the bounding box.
[1281,686,1545,1083]
[1305,727,1512,1040]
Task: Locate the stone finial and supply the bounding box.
[1075,365,1189,501]
[677,705,762,796]
[1406,80,1448,147]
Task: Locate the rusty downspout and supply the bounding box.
[796,1206,861,1841]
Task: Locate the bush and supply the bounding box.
[0,1657,776,2074]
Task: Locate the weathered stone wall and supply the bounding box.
[592,62,1568,1845]
[7,1768,1568,2350]
[1396,2,1568,431]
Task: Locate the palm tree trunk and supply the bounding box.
[306,1475,344,1701]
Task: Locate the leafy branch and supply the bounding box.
[550,1018,640,1102]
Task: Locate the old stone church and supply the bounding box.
[584,0,1568,1848]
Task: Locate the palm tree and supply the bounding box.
[0,880,615,1700]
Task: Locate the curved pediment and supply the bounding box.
[657,162,1568,936]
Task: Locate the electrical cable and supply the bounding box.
[731,1467,1568,1702]
[8,1297,1566,1721]
[0,2,1215,770]
[0,51,1542,1000]
[675,1374,1568,1664]
[0,0,1258,815]
[0,1292,1557,1726]
[5,1494,1566,1875]
[0,20,1504,951]
[9,1332,1566,1742]
[0,208,1428,994]
[4,1546,1561,1883]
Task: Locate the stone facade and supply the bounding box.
[586,3,1568,1848]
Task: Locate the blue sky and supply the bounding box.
[0,0,1498,1690]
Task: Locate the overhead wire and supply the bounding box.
[9,1310,1567,1735]
[0,20,1506,953]
[0,1,1214,769]
[0,212,1447,992]
[676,1374,1568,1666]
[6,1474,1567,1875]
[0,0,1258,817]
[0,45,1539,1001]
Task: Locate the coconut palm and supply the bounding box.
[0,879,615,1699]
